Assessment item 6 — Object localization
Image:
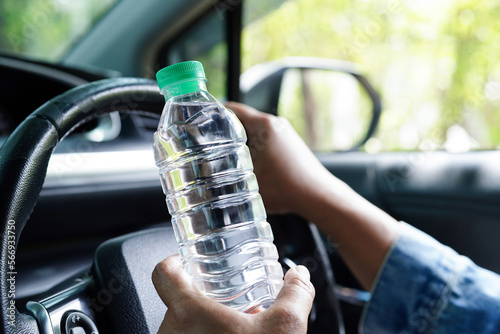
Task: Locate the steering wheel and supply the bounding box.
[0,78,343,333]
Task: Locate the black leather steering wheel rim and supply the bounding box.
[0,77,164,333]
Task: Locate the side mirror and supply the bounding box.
[240,57,382,151]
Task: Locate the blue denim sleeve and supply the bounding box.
[360,222,500,334]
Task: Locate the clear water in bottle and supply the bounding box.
[154,61,283,313]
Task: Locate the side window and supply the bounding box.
[242,0,500,152]
[163,10,227,101]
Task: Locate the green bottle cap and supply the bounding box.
[156,61,206,95]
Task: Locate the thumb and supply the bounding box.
[260,266,315,333]
[276,265,315,310]
[152,254,200,307]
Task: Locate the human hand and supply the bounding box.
[152,254,314,334]
[226,102,343,219]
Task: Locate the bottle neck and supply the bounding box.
[161,79,208,100]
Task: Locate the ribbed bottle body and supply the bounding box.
[154,94,283,312]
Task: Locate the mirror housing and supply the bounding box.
[240,57,382,151]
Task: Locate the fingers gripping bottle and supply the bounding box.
[153,61,283,312]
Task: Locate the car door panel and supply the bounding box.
[319,151,500,274]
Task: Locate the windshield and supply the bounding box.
[0,0,117,62]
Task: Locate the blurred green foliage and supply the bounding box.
[0,0,116,60]
[242,0,500,151]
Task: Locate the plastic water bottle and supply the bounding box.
[153,61,283,313]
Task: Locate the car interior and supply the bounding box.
[1,0,499,333]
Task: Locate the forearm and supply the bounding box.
[295,175,399,291]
